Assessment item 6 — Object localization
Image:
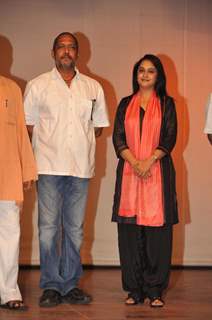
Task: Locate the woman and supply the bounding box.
[112,54,178,307]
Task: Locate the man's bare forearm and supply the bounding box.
[27,125,34,141]
[95,127,103,137]
[207,134,212,145]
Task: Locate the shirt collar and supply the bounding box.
[51,67,80,81]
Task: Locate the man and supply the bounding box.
[24,32,109,307]
[204,93,212,145]
[0,76,37,310]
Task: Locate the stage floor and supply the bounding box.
[0,268,212,319]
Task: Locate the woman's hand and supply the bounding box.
[132,157,155,179]
[120,148,164,179]
[132,150,166,179]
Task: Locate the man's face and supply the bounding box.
[52,34,78,71]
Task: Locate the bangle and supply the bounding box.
[152,154,158,161]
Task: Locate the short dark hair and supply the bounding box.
[52,32,79,53]
[132,54,167,100]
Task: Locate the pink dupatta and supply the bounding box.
[118,92,164,226]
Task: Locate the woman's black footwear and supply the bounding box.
[125,292,144,305]
[149,297,164,308]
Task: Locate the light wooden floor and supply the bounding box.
[0,268,212,320]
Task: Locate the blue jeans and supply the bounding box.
[37,175,89,295]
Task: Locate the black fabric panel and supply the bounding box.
[118,223,173,298]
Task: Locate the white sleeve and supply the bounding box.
[204,93,212,134]
[92,84,110,127]
[24,81,39,126]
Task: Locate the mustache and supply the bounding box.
[61,54,72,59]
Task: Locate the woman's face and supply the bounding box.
[137,59,158,90]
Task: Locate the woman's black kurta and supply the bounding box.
[112,94,178,226]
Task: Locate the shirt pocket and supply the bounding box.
[75,98,93,122]
[3,99,16,126]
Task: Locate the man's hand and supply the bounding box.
[207,134,212,145]
[95,127,103,137]
[15,201,23,210]
[23,180,34,191]
[27,125,34,141]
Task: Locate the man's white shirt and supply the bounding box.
[24,68,109,178]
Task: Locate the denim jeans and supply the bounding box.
[37,175,89,295]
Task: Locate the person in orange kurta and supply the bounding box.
[0,76,37,310]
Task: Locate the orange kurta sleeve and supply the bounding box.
[0,76,37,201]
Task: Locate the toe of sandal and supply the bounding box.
[125,293,144,305]
[150,297,164,308]
[0,300,28,311]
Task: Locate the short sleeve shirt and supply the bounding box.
[24,68,109,178]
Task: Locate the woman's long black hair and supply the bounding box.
[132,54,167,101]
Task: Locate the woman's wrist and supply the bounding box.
[149,154,158,165]
[152,154,158,161]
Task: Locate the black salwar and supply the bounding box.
[118,223,173,299]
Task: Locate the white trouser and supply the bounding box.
[0,201,22,304]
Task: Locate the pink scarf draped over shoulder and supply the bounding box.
[118,92,164,226]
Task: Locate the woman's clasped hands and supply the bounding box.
[132,157,154,179]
